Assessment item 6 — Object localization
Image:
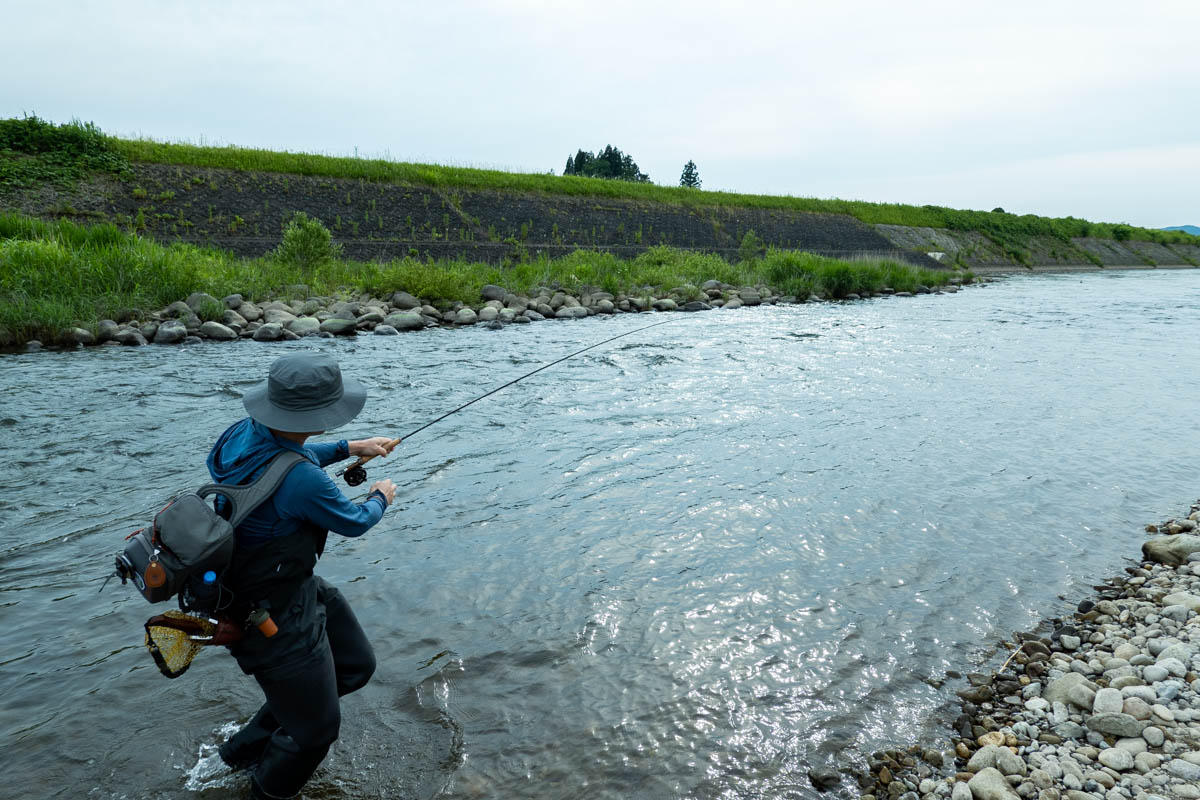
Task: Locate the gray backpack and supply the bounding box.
[114,452,306,610]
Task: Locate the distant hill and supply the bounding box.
[1163,225,1200,236]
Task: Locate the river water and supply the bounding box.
[2,270,1199,800]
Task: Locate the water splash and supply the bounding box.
[180,721,243,792]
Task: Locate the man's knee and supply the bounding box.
[290,705,341,752]
[338,647,376,696]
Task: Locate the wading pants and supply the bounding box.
[221,576,376,799]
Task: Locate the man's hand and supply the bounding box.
[349,437,396,458]
[369,479,397,505]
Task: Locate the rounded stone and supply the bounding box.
[239,302,263,322]
[1134,752,1161,773]
[1093,688,1123,714]
[382,312,424,332]
[1097,748,1134,771]
[1166,760,1200,781]
[114,329,147,346]
[967,768,1021,800]
[70,327,96,345]
[996,751,1027,777]
[251,323,283,342]
[153,320,188,344]
[185,291,220,312]
[1121,697,1152,720]
[1113,644,1139,661]
[319,318,357,336]
[1157,657,1186,677]
[1142,665,1169,682]
[198,321,238,341]
[286,317,321,337]
[1086,712,1145,738]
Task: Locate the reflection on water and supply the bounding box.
[2,270,1199,799]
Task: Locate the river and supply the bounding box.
[2,269,1198,799]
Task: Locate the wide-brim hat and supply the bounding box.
[243,353,366,432]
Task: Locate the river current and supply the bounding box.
[2,270,1199,799]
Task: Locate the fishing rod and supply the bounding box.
[335,318,676,486]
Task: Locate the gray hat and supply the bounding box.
[243,354,366,432]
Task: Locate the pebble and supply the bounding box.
[1097,748,1134,771]
[1143,665,1169,683]
[855,502,1200,800]
[1094,688,1124,714]
[1149,704,1173,722]
[1165,759,1200,781]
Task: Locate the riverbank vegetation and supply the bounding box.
[3,116,1196,248]
[0,115,129,190]
[111,138,1192,245]
[0,212,960,345]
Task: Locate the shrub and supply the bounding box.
[818,262,857,298]
[274,212,342,269]
[738,230,764,264]
[0,115,129,190]
[196,298,225,322]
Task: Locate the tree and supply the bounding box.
[679,160,701,188]
[738,230,764,264]
[561,145,649,182]
[274,212,342,269]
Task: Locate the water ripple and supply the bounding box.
[1,271,1198,798]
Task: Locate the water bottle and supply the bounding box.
[191,569,220,611]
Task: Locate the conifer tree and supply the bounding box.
[679,160,701,188]
[560,146,649,182]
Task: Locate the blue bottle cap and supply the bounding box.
[203,570,217,584]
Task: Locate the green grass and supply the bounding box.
[4,116,1199,250]
[0,213,964,345]
[108,135,1200,247]
[0,115,130,190]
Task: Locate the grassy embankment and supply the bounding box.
[5,116,1198,249]
[0,212,957,344]
[112,138,1194,247]
[1,117,964,344]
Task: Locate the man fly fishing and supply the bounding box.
[179,320,672,797]
[208,353,396,799]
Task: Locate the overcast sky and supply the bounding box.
[4,1,1198,228]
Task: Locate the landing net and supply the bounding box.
[144,610,215,679]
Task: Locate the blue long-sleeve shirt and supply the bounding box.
[207,418,387,548]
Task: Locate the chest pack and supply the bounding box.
[113,451,306,612]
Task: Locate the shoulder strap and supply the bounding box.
[195,451,308,529]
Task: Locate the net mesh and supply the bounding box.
[144,610,215,679]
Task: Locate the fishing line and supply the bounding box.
[336,318,677,485]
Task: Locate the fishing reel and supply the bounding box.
[343,464,369,486]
